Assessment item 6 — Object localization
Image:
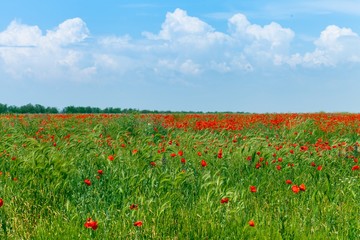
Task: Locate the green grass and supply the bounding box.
[0,114,359,239]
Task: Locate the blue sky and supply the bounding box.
[1,0,360,112]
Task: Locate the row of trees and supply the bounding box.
[0,103,240,114]
[0,103,59,114]
[0,103,142,114]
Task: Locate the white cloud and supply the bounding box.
[0,18,88,48]
[143,8,229,50]
[180,59,201,75]
[44,18,89,46]
[98,35,132,49]
[229,13,294,62]
[147,8,213,40]
[0,18,93,81]
[156,58,201,75]
[58,50,83,67]
[315,25,357,50]
[0,20,42,47]
[229,13,295,46]
[284,25,360,67]
[1,9,360,85]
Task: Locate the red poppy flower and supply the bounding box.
[317,165,323,171]
[134,221,143,227]
[197,152,202,156]
[170,153,177,157]
[285,180,292,185]
[311,162,316,167]
[0,198,3,207]
[276,165,282,171]
[256,151,261,156]
[300,146,308,151]
[108,155,114,161]
[248,220,255,227]
[178,150,183,156]
[246,156,252,161]
[84,218,98,230]
[250,186,257,193]
[217,148,223,159]
[84,179,91,186]
[132,149,138,155]
[290,149,294,154]
[299,183,306,191]
[181,158,186,164]
[130,204,138,210]
[201,160,207,167]
[220,197,229,204]
[292,185,300,193]
[150,161,156,167]
[352,165,359,171]
[97,170,103,175]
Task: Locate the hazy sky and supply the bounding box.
[1,0,360,112]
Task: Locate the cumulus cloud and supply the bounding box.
[0,18,92,81]
[1,9,360,84]
[143,8,229,50]
[44,18,89,46]
[0,20,42,47]
[145,8,213,40]
[229,13,294,63]
[284,25,360,67]
[0,18,88,48]
[142,9,296,75]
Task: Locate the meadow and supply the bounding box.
[0,113,359,239]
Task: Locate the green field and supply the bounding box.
[0,114,359,239]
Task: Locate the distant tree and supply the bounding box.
[92,107,101,113]
[0,103,239,114]
[46,107,59,114]
[0,103,7,113]
[34,104,46,113]
[63,106,76,113]
[85,106,93,113]
[20,104,36,113]
[112,108,122,113]
[7,105,18,113]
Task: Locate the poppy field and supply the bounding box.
[0,113,359,239]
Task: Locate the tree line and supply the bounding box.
[0,103,245,114]
[0,103,138,114]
